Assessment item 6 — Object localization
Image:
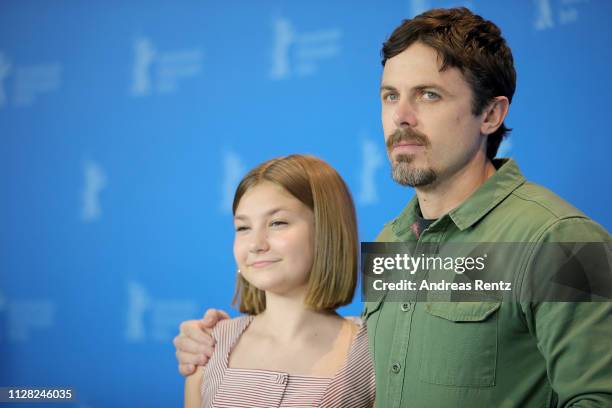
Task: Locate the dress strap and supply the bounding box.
[320,319,376,407]
[201,315,254,406]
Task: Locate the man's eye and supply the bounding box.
[384,93,399,102]
[421,91,440,101]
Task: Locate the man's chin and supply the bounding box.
[391,162,437,187]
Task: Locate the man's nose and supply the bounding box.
[393,99,418,128]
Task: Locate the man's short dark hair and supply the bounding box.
[382,7,516,160]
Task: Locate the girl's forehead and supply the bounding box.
[235,182,310,218]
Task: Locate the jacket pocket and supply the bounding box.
[418,301,501,387]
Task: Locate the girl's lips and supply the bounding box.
[250,260,281,268]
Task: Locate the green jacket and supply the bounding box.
[364,159,612,407]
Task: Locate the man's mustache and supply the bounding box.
[386,128,430,151]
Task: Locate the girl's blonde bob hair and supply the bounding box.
[232,154,358,314]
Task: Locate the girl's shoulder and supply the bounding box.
[344,316,366,333]
[212,315,254,342]
[341,316,370,366]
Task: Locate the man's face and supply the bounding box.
[381,42,487,188]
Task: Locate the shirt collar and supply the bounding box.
[391,158,526,238]
[449,158,525,230]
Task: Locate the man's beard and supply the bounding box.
[387,127,437,187]
[392,156,437,187]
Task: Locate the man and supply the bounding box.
[174,7,612,407]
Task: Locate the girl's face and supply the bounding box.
[233,181,315,297]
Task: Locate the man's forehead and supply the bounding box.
[381,43,464,88]
[383,44,444,75]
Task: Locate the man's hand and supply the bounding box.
[173,308,230,376]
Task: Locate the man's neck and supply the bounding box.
[416,157,496,220]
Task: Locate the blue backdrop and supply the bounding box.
[2,0,611,406]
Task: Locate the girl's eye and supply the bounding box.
[270,221,288,227]
[235,226,249,232]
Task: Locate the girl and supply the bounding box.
[185,154,375,407]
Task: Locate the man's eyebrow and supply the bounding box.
[379,84,397,93]
[380,83,451,95]
[418,83,454,97]
[414,83,446,91]
[234,207,287,221]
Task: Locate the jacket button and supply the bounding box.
[401,302,411,312]
[391,362,401,373]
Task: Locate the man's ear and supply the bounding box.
[481,96,509,135]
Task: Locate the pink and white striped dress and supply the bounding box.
[200,316,375,408]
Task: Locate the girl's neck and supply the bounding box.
[252,293,340,344]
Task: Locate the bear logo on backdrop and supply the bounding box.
[130,37,204,97]
[0,52,61,108]
[81,160,107,223]
[0,291,56,343]
[358,138,384,206]
[0,52,10,108]
[269,16,342,80]
[535,0,587,30]
[220,151,247,214]
[125,281,199,342]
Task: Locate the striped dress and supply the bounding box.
[200,316,375,408]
